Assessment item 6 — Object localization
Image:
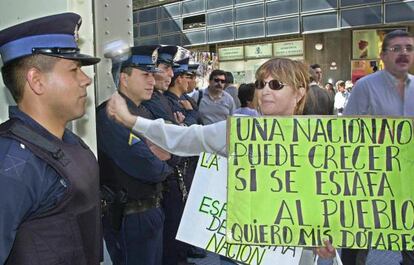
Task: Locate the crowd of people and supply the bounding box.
[0,11,413,265]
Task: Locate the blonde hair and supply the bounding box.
[255,58,309,115]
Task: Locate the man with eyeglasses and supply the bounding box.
[0,13,101,264]
[193,69,235,125]
[343,30,414,265]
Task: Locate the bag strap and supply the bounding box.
[0,119,68,165]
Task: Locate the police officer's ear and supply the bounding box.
[26,67,46,95]
[119,72,128,88]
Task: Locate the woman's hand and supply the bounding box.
[314,239,336,259]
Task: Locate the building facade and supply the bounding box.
[134,0,414,84]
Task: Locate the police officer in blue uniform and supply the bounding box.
[96,45,173,265]
[141,46,195,265]
[165,58,200,126]
[0,13,101,265]
[142,45,180,123]
[162,57,201,265]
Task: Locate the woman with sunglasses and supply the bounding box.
[106,57,337,263]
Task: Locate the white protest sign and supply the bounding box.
[177,152,303,265]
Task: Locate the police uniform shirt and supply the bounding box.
[0,107,73,263]
[96,97,172,183]
[164,90,200,126]
[142,90,176,124]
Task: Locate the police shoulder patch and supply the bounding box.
[128,132,141,146]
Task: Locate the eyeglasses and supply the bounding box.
[213,78,226,84]
[255,79,285,90]
[32,47,80,54]
[384,46,414,54]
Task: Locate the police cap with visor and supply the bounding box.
[173,57,192,77]
[156,45,179,67]
[0,12,100,67]
[120,45,161,73]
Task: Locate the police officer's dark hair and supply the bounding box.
[169,72,187,87]
[310,63,321,70]
[120,66,133,76]
[1,54,59,103]
[381,30,414,52]
[169,75,178,87]
[225,71,234,84]
[238,83,256,108]
[209,69,226,81]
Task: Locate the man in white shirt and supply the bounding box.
[344,29,414,265]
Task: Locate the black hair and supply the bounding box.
[238,83,256,108]
[209,69,226,80]
[382,30,413,52]
[310,63,321,70]
[225,71,234,84]
[1,55,58,102]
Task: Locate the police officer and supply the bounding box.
[142,45,179,123]
[96,45,173,265]
[165,58,200,126]
[0,13,101,265]
[162,58,202,265]
[141,46,197,264]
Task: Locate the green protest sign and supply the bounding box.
[226,116,414,251]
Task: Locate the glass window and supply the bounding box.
[302,12,337,32]
[386,2,414,23]
[184,30,207,45]
[133,11,139,24]
[236,22,264,39]
[160,3,181,19]
[301,0,337,12]
[207,0,233,9]
[207,10,233,26]
[138,7,158,23]
[183,0,205,15]
[267,0,299,17]
[135,37,159,46]
[267,17,299,36]
[133,25,138,37]
[235,0,258,4]
[340,0,380,7]
[183,14,206,30]
[139,23,158,37]
[341,6,381,27]
[160,34,182,46]
[160,19,182,34]
[208,26,234,42]
[235,4,264,22]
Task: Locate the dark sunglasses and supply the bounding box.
[213,78,226,84]
[255,79,285,90]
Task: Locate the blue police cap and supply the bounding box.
[173,57,191,76]
[188,63,202,76]
[121,45,161,73]
[157,45,179,66]
[0,12,100,66]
